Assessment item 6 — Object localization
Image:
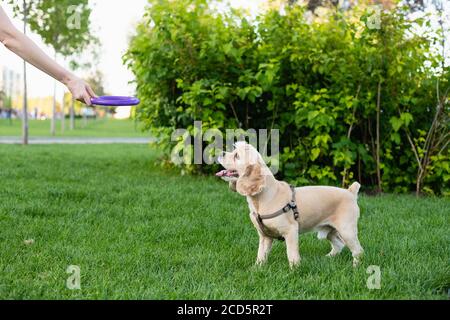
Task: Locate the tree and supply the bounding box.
[0,90,4,107]
[85,70,107,97]
[30,0,95,136]
[65,46,100,130]
[0,90,9,125]
[125,0,449,195]
[7,0,96,137]
[5,0,30,143]
[85,70,109,120]
[403,0,449,195]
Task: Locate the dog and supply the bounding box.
[217,141,364,268]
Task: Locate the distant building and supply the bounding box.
[0,65,22,108]
[0,89,5,108]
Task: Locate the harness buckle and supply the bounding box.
[289,201,297,209]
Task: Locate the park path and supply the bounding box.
[0,137,154,144]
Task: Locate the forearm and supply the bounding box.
[0,6,74,85]
[1,6,96,105]
[2,30,74,85]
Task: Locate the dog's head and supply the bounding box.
[217,142,267,196]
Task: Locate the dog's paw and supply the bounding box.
[352,250,364,267]
[255,259,267,267]
[352,255,363,267]
[326,250,341,258]
[289,259,301,269]
[251,261,267,272]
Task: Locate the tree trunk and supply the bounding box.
[376,81,382,193]
[416,169,424,197]
[83,112,87,127]
[51,52,57,136]
[61,94,65,133]
[22,0,28,145]
[341,84,361,187]
[70,98,75,130]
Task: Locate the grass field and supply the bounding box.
[0,119,149,137]
[0,144,448,299]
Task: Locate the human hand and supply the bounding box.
[64,74,97,106]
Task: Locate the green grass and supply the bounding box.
[0,119,149,138]
[0,144,448,300]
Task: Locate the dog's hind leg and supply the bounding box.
[316,226,332,241]
[326,229,345,257]
[335,223,363,267]
[317,226,344,257]
[339,226,363,267]
[334,203,364,267]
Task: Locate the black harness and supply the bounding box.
[252,185,299,241]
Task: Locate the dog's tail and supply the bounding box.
[348,182,361,197]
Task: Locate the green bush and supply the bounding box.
[125,0,449,195]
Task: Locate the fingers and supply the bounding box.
[86,85,97,98]
[75,96,91,106]
[68,78,96,106]
[83,92,92,106]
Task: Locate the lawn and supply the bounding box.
[0,144,448,299]
[0,119,149,138]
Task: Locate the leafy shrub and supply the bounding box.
[125,0,449,195]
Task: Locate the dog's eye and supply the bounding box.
[234,153,239,160]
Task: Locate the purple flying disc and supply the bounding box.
[91,96,140,106]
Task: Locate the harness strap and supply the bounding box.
[253,185,299,241]
[254,213,285,241]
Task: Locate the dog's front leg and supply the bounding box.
[285,227,300,268]
[256,234,273,266]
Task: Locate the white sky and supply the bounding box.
[0,0,264,99]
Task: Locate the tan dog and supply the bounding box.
[217,142,363,268]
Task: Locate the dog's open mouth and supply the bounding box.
[216,169,239,178]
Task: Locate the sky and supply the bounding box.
[0,0,264,99]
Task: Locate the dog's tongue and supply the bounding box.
[216,170,237,177]
[216,170,228,177]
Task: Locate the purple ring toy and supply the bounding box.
[91,96,140,106]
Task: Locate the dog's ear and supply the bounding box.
[236,164,266,196]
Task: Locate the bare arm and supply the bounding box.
[0,6,96,105]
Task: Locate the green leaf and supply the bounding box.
[308,111,320,122]
[390,116,402,132]
[391,132,401,144]
[203,98,213,106]
[400,112,413,127]
[310,148,321,161]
